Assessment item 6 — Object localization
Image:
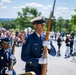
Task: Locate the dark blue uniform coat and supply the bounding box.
[0,47,16,75]
[21,32,56,75]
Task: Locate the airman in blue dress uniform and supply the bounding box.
[21,16,56,75]
[0,37,16,75]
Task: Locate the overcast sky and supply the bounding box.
[0,0,76,19]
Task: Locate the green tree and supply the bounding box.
[56,17,65,32]
[70,9,76,32]
[51,17,57,31]
[64,20,71,32]
[0,22,3,28]
[15,7,42,31]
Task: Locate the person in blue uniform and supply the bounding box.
[21,16,56,75]
[0,37,16,75]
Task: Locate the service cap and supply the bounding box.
[30,16,45,24]
[0,37,11,44]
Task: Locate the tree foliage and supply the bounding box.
[70,9,76,32]
[0,22,3,28]
[56,17,65,32]
[15,7,41,31]
[0,7,76,33]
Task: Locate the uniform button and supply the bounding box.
[30,62,32,66]
[35,48,37,50]
[30,62,32,64]
[41,48,43,50]
[7,63,8,65]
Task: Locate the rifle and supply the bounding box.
[41,0,56,75]
[9,38,16,70]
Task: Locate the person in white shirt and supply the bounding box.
[71,36,76,62]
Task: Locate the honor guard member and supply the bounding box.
[0,37,16,75]
[21,16,56,75]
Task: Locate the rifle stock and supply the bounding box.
[41,0,56,75]
[9,39,16,70]
[41,18,52,75]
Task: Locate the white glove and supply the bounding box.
[38,57,47,64]
[10,54,15,59]
[68,42,70,44]
[47,45,51,49]
[5,69,13,75]
[43,41,51,49]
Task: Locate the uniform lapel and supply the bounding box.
[2,49,9,61]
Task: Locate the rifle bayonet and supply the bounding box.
[50,0,56,19]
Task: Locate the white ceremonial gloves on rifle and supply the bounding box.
[38,41,51,64]
[43,41,51,49]
[10,54,16,59]
[38,57,47,64]
[5,69,13,75]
